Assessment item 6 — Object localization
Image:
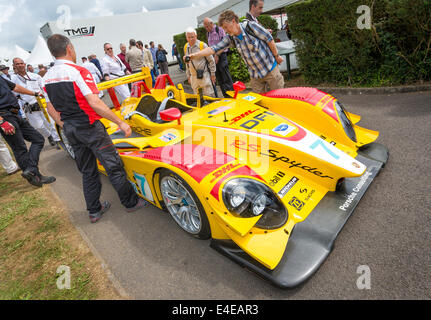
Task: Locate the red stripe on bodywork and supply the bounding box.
[210,166,265,201]
[207,125,307,142]
[121,144,235,183]
[322,100,339,123]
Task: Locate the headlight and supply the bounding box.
[222,178,288,229]
[335,101,357,143]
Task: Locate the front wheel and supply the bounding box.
[159,169,210,239]
[57,126,75,159]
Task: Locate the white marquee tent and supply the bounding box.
[25,35,54,67]
[2,45,31,67]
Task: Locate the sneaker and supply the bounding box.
[40,175,56,184]
[21,169,43,187]
[126,198,148,213]
[89,201,111,223]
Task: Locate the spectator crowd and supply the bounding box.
[1,0,288,223]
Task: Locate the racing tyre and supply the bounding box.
[159,169,210,240]
[57,126,75,160]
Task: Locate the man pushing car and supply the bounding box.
[43,34,148,223]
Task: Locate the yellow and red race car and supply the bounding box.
[43,69,389,288]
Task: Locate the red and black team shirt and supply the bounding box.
[43,59,101,127]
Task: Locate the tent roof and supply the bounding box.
[26,35,54,67]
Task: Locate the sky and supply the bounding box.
[0,0,225,60]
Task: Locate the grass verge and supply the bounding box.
[0,169,124,300]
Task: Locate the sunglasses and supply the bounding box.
[106,47,113,50]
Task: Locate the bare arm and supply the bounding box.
[46,102,63,128]
[267,40,284,64]
[85,94,132,137]
[13,83,38,96]
[189,46,215,60]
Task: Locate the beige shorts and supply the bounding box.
[250,66,285,94]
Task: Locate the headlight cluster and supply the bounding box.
[335,101,357,143]
[222,178,288,229]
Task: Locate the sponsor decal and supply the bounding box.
[289,197,305,211]
[64,26,95,38]
[229,109,259,125]
[243,95,257,101]
[269,171,286,187]
[231,140,260,152]
[273,124,295,136]
[300,188,315,201]
[260,149,334,180]
[208,106,232,116]
[278,176,299,198]
[132,126,152,136]
[159,133,177,142]
[210,163,241,183]
[240,111,275,130]
[339,170,373,211]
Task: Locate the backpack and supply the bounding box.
[184,41,204,55]
[207,25,223,42]
[228,20,260,48]
[156,50,166,63]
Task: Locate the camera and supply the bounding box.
[184,55,191,63]
[196,69,205,79]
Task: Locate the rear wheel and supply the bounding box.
[57,126,75,159]
[159,169,210,239]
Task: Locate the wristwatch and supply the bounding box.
[33,92,39,97]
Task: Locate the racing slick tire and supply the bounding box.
[56,125,75,160]
[159,169,211,240]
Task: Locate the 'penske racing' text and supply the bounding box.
[260,149,334,180]
[339,171,372,211]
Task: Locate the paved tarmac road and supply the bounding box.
[40,91,431,299]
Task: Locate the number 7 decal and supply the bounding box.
[310,139,340,160]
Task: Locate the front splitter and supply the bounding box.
[211,142,389,288]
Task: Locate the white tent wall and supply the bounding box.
[197,0,299,26]
[26,35,54,67]
[6,45,31,66]
[42,6,209,64]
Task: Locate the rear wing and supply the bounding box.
[97,67,152,91]
[98,67,153,110]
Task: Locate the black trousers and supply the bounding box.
[216,52,234,97]
[0,113,44,176]
[63,120,138,214]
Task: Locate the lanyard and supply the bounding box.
[17,72,34,84]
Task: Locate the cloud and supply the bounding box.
[87,0,114,18]
[0,4,16,32]
[0,0,226,60]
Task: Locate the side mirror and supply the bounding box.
[159,108,182,125]
[233,81,246,99]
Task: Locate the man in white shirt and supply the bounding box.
[11,58,61,148]
[100,43,131,103]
